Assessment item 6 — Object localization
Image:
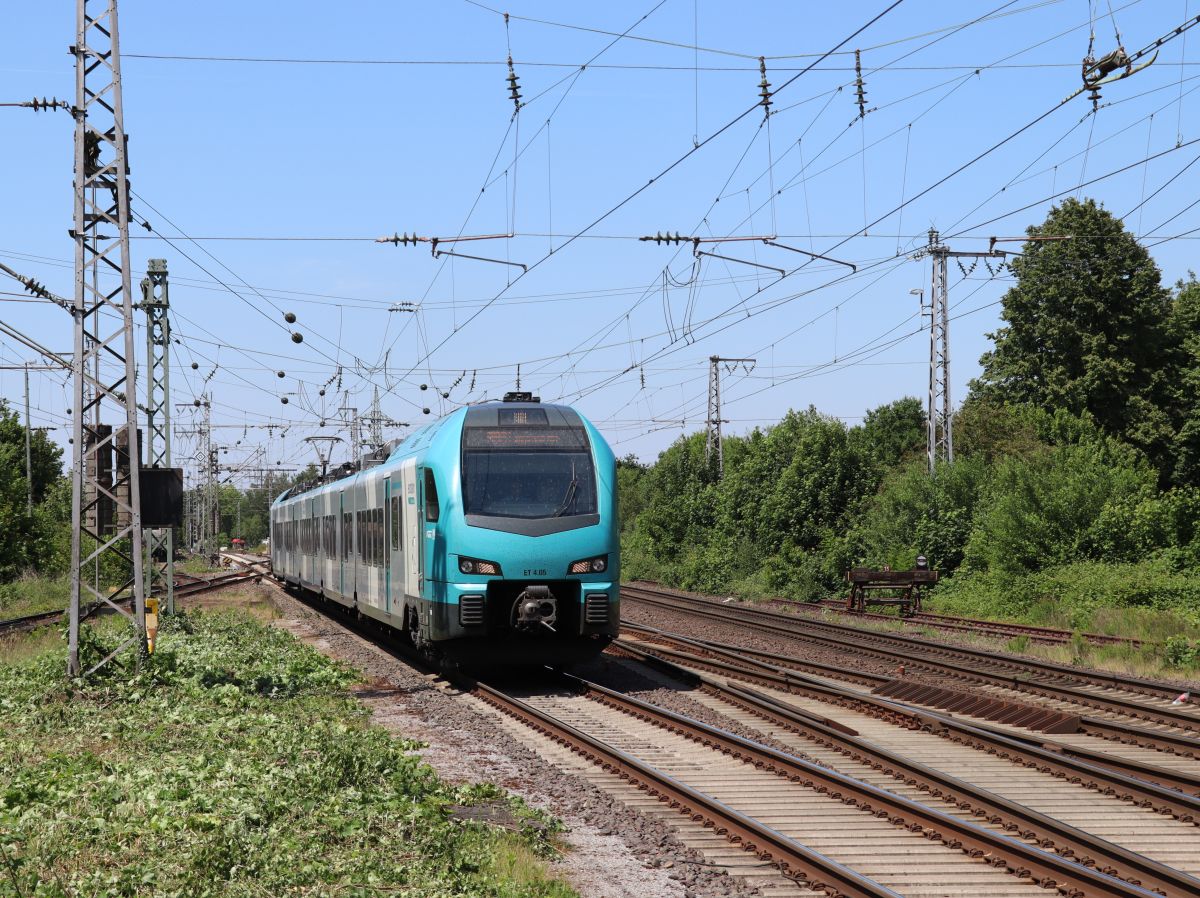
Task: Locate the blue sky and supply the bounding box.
[3,1,1199,485]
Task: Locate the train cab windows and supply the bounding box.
[424,469,440,522]
[462,449,596,519]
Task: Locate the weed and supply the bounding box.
[0,610,576,898]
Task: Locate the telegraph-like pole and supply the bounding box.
[68,0,147,676]
[141,259,174,613]
[24,362,33,515]
[705,355,755,479]
[917,230,1005,473]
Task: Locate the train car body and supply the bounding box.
[270,395,619,665]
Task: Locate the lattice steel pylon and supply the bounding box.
[706,356,723,472]
[926,229,952,472]
[141,259,173,614]
[366,385,384,452]
[918,230,1008,473]
[705,356,755,478]
[68,0,147,676]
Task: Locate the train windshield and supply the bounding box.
[461,425,596,519]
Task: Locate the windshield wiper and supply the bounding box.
[553,461,579,517]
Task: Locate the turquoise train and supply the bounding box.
[270,393,620,665]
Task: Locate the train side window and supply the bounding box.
[374,508,382,564]
[423,469,440,522]
[342,512,351,560]
[391,496,401,550]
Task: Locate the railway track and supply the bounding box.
[256,562,1200,897]
[476,670,1191,898]
[615,626,1200,804]
[0,569,263,637]
[795,597,1148,649]
[622,584,1200,751]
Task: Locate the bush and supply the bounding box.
[931,559,1200,634]
[1164,635,1200,667]
[851,455,988,574]
[964,439,1156,573]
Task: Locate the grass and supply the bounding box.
[0,611,577,898]
[177,555,224,575]
[0,573,69,620]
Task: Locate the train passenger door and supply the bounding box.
[386,476,401,615]
[420,467,440,594]
[402,459,420,600]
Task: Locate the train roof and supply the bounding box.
[273,399,590,507]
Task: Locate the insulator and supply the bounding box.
[470,370,477,391]
[507,57,522,109]
[758,57,772,113]
[28,96,69,113]
[854,49,867,119]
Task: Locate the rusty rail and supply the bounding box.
[546,672,1169,898]
[0,570,261,636]
[470,678,902,898]
[614,627,1200,811]
[622,585,1200,743]
[609,639,1200,898]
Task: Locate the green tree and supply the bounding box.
[851,455,989,575]
[965,437,1156,574]
[0,400,63,504]
[1168,275,1200,485]
[973,197,1176,469]
[854,396,925,468]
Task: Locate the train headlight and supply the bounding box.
[569,555,607,575]
[459,556,502,576]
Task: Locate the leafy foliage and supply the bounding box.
[619,199,1200,665]
[0,612,574,898]
[973,198,1178,472]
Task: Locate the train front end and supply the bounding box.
[429,395,619,665]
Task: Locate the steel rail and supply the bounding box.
[801,598,1147,648]
[662,628,1200,759]
[608,640,1200,898]
[0,571,261,636]
[630,584,1185,701]
[469,679,903,898]
[552,672,1170,898]
[253,560,1177,896]
[623,585,1200,738]
[613,629,1200,815]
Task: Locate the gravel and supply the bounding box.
[257,582,758,898]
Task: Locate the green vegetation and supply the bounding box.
[620,199,1200,672]
[0,611,575,898]
[0,574,68,620]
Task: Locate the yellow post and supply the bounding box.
[145,597,159,654]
